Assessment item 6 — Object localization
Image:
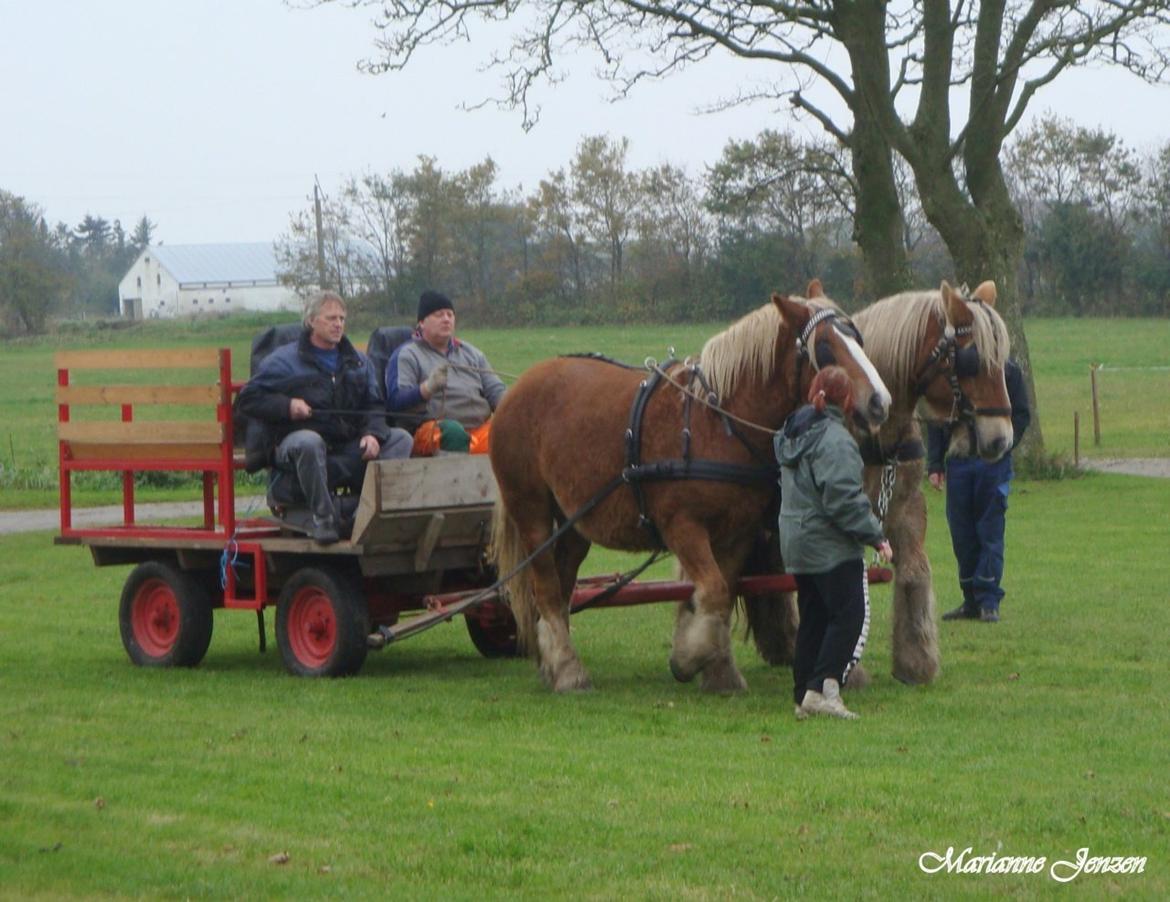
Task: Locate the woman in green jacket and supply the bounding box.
[776,366,893,720]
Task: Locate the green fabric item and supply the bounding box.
[437,419,470,452]
[775,404,884,574]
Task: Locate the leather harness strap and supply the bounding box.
[858,433,926,468]
[620,358,777,549]
[914,320,1011,421]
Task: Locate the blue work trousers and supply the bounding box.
[945,454,1012,613]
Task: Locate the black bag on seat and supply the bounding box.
[366,326,414,396]
[366,325,415,428]
[235,323,305,472]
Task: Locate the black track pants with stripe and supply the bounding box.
[793,557,871,705]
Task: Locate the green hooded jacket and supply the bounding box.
[775,404,885,574]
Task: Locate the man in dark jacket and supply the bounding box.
[237,290,411,543]
[927,358,1031,622]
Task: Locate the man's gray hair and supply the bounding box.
[302,290,346,328]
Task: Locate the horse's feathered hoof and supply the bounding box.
[844,663,871,691]
[542,658,592,692]
[668,656,697,683]
[551,671,592,693]
[891,665,938,686]
[700,657,748,694]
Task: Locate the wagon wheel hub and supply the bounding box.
[132,579,181,656]
[288,588,337,668]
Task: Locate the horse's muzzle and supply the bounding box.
[979,435,1008,461]
[853,394,889,433]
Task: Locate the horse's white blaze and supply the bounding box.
[841,332,891,411]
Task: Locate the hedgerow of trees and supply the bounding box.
[0,193,155,335]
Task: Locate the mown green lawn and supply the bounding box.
[1,472,1168,897]
[1,313,1167,895]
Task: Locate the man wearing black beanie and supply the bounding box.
[385,290,506,455]
[417,289,454,323]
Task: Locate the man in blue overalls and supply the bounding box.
[927,359,1031,623]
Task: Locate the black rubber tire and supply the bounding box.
[119,561,214,668]
[464,600,520,658]
[275,567,368,677]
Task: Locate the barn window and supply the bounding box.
[136,276,141,289]
[225,296,232,304]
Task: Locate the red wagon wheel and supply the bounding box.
[276,567,368,677]
[464,599,520,658]
[119,561,214,668]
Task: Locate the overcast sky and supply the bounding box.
[4,0,1169,246]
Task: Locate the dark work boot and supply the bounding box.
[311,517,340,545]
[942,604,981,621]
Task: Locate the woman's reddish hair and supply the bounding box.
[808,365,854,415]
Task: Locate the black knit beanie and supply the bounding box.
[417,290,454,322]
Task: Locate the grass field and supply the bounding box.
[1,474,1167,897]
[1,314,1168,896]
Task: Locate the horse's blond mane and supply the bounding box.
[698,295,840,398]
[853,288,1010,391]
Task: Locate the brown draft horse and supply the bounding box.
[745,280,1013,685]
[489,285,892,692]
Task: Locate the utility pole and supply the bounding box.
[313,180,327,289]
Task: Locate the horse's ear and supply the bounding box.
[940,280,960,324]
[972,280,997,307]
[773,292,811,330]
[806,278,824,298]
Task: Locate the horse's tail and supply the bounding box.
[488,498,539,656]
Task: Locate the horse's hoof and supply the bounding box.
[553,673,592,693]
[700,658,748,694]
[548,660,592,693]
[891,666,938,686]
[669,656,697,683]
[844,664,871,691]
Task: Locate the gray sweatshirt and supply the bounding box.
[386,336,506,429]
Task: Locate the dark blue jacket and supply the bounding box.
[927,358,1031,473]
[237,330,390,450]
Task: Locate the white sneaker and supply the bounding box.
[799,678,859,720]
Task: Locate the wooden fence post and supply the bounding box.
[1074,411,1080,468]
[1090,364,1101,447]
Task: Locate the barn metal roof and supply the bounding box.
[149,243,279,285]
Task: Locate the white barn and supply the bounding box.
[118,243,300,319]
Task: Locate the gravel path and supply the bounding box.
[0,497,267,535]
[1079,458,1170,478]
